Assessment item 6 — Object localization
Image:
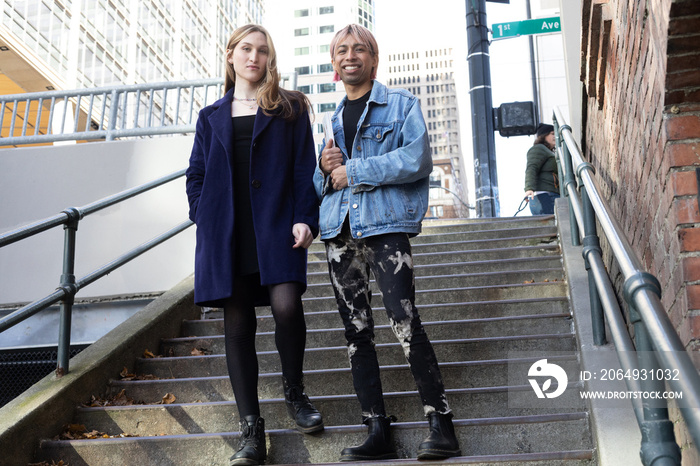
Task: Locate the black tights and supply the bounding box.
[223,276,307,418]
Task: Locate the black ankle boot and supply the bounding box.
[230,415,266,465]
[283,377,324,433]
[417,411,461,460]
[340,415,398,461]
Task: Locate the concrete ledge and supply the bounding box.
[0,274,198,465]
[556,199,642,465]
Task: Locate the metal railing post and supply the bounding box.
[554,120,580,246]
[624,273,681,466]
[579,170,606,345]
[107,89,120,141]
[56,207,81,376]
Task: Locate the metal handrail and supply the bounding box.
[0,169,193,375]
[553,107,700,465]
[0,74,296,146]
[0,79,223,145]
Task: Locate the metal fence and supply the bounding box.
[0,170,193,375]
[0,74,297,147]
[553,107,700,465]
[0,79,224,146]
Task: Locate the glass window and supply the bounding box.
[318,63,333,73]
[429,205,444,217]
[298,85,312,94]
[318,83,335,93]
[294,28,309,36]
[296,66,311,75]
[319,25,334,34]
[319,6,334,14]
[295,47,310,56]
[319,44,330,53]
[294,9,309,17]
[319,103,337,113]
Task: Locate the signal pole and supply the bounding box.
[466,0,500,217]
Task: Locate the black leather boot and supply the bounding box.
[417,411,461,460]
[283,377,324,433]
[230,415,266,465]
[340,415,398,461]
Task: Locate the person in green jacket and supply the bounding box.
[524,123,559,215]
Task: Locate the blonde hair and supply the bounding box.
[329,24,379,82]
[224,24,310,120]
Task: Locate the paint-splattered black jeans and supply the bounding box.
[324,222,450,419]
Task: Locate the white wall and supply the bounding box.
[0,136,196,305]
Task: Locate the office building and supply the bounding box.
[386,47,469,218]
[266,0,375,153]
[0,0,265,94]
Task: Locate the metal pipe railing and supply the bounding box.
[0,79,223,146]
[0,74,296,146]
[553,107,700,465]
[0,169,193,375]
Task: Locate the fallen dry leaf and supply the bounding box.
[143,349,156,358]
[190,347,211,356]
[119,366,159,381]
[55,423,137,441]
[157,393,177,405]
[523,279,535,284]
[82,389,145,408]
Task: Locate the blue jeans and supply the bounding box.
[323,222,450,418]
[529,192,560,215]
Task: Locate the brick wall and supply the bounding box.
[580,0,700,463]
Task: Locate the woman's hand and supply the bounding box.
[525,190,534,200]
[292,223,314,249]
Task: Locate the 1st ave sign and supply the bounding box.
[492,16,561,39]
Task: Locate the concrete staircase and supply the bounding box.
[33,216,595,465]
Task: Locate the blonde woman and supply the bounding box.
[186,24,322,465]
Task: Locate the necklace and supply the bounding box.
[234,96,257,109]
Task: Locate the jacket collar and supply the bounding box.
[208,88,274,156]
[336,80,387,113]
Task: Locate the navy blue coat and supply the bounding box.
[185,89,319,307]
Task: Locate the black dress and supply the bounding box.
[232,115,259,276]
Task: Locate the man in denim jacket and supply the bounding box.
[314,24,461,462]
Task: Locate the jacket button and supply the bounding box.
[356,231,363,237]
[251,180,261,188]
[353,203,358,209]
[356,145,361,151]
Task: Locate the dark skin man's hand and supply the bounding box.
[320,138,343,175]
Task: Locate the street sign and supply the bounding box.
[491,16,561,39]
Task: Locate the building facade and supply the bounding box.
[0,0,264,94]
[266,0,375,154]
[386,47,469,218]
[571,0,700,461]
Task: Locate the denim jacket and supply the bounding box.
[314,81,432,240]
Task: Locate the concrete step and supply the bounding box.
[420,216,554,233]
[298,281,568,312]
[164,313,573,356]
[184,298,570,334]
[108,355,580,403]
[75,382,586,436]
[312,450,593,466]
[307,234,558,262]
[306,256,565,284]
[36,412,590,465]
[303,268,565,297]
[30,217,596,466]
[135,334,577,377]
[306,227,559,253]
[306,245,561,273]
